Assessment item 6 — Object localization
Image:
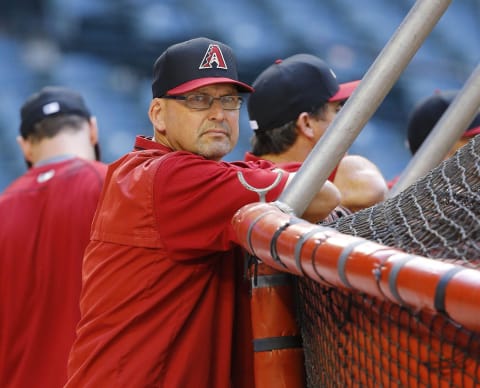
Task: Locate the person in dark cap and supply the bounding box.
[65,37,340,387]
[407,89,480,158]
[387,90,480,189]
[0,86,107,388]
[246,54,388,213]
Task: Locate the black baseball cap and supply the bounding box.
[247,54,360,131]
[407,90,480,154]
[151,37,253,98]
[20,86,92,138]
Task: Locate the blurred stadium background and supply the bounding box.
[0,0,479,191]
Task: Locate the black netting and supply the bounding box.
[296,136,480,387]
[326,135,480,267]
[298,279,480,388]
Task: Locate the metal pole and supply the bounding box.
[389,63,480,197]
[278,0,452,216]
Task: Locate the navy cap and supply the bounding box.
[151,37,253,98]
[407,90,480,154]
[248,54,359,131]
[20,86,91,138]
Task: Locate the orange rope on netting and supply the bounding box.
[232,202,480,334]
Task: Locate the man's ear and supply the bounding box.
[16,135,33,163]
[296,112,315,138]
[88,116,99,145]
[148,98,166,133]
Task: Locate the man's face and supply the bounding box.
[153,83,241,161]
[310,100,343,143]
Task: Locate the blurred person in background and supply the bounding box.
[0,86,107,388]
[247,54,388,213]
[407,90,480,158]
[388,90,480,188]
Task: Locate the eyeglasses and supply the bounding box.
[162,94,243,110]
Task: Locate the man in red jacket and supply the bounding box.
[0,86,107,388]
[65,37,341,388]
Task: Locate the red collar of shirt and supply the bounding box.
[244,152,337,182]
[134,136,172,153]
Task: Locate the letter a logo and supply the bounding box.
[199,44,228,69]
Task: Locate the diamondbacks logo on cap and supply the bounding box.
[199,44,227,69]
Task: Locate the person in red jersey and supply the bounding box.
[0,86,107,388]
[65,37,340,388]
[247,54,388,213]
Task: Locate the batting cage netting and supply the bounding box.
[233,135,480,388]
[299,135,480,387]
